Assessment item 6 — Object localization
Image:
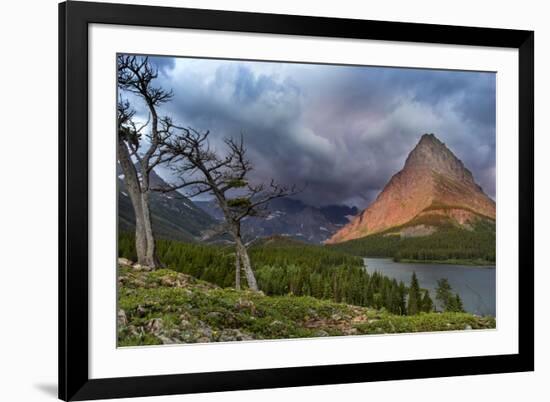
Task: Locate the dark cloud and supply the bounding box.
[121,55,496,208]
[147,56,175,75]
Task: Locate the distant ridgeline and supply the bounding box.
[117,166,216,243]
[120,233,419,315]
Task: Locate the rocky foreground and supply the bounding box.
[117,260,496,346]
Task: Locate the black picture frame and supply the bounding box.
[59,1,534,400]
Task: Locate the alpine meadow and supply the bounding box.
[116,55,496,346]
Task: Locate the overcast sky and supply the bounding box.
[121,55,496,209]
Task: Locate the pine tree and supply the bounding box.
[421,290,434,312]
[435,278,453,311]
[398,282,407,315]
[365,281,374,306]
[449,293,465,312]
[407,272,422,315]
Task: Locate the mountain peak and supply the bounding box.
[419,132,439,143]
[404,133,473,183]
[326,133,495,243]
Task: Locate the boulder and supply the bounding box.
[218,329,253,342]
[145,318,163,334]
[117,309,127,326]
[118,257,133,267]
[136,305,147,317]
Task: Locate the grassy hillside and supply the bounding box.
[117,265,496,346]
[329,215,495,264]
[119,233,408,314]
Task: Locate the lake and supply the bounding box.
[363,258,496,317]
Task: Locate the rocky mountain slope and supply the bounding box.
[195,198,358,244]
[118,167,216,242]
[327,134,495,244]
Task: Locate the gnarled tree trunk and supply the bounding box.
[234,235,258,291]
[235,251,241,291]
[117,136,148,265]
[139,171,161,268]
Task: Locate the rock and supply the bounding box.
[127,325,139,336]
[179,312,191,321]
[236,330,253,341]
[269,320,286,332]
[464,324,473,330]
[133,279,147,288]
[167,328,182,337]
[205,312,223,321]
[234,299,256,314]
[196,337,211,343]
[197,327,213,339]
[145,318,163,334]
[331,314,342,321]
[158,335,177,344]
[314,330,329,337]
[218,329,253,342]
[136,305,147,317]
[133,263,153,272]
[117,309,127,326]
[347,328,359,335]
[179,330,195,342]
[307,309,318,318]
[179,319,191,328]
[160,276,176,287]
[351,315,368,324]
[118,257,133,267]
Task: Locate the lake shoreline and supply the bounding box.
[360,255,495,267]
[362,257,496,316]
[393,258,495,267]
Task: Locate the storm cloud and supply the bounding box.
[124,55,496,209]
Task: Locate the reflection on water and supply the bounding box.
[363,258,496,317]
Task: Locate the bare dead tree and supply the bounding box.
[117,55,178,268]
[162,128,298,291]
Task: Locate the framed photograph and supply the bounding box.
[59,1,534,400]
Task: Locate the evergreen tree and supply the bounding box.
[421,290,434,312]
[435,278,453,311]
[435,278,465,312]
[365,281,374,306]
[454,293,464,312]
[398,282,407,315]
[447,293,465,312]
[407,272,422,315]
[119,232,425,312]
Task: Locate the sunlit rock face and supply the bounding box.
[326,134,495,244]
